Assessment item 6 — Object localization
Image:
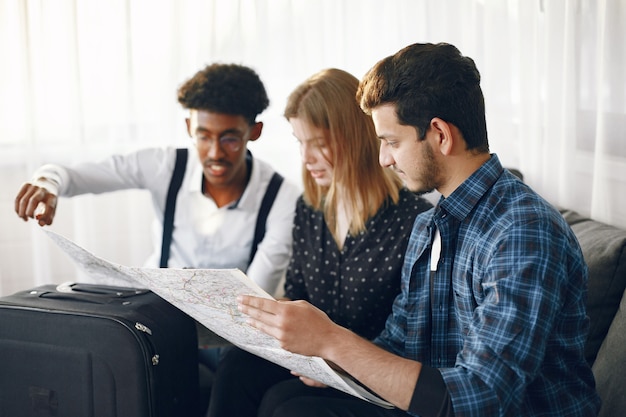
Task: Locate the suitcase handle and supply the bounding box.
[63,283,148,297]
[32,282,151,304]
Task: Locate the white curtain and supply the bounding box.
[1,0,624,295]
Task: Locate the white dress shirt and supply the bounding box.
[32,145,301,295]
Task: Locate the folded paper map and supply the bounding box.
[42,228,394,409]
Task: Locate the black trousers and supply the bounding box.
[206,347,292,417]
[207,347,408,417]
[258,379,410,417]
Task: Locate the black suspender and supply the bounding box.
[250,171,283,262]
[159,148,284,268]
[160,148,188,267]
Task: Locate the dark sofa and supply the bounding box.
[559,208,626,417]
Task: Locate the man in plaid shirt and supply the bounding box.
[238,42,601,417]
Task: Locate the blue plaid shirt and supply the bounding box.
[375,155,600,417]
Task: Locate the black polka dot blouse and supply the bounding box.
[284,188,432,340]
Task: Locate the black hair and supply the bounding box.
[177,63,269,124]
[357,42,489,152]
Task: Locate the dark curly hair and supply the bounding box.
[177,63,269,124]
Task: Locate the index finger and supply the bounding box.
[15,183,33,213]
[237,295,276,313]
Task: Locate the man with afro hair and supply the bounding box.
[15,63,300,295]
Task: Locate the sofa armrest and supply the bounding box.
[559,209,626,364]
[592,289,626,417]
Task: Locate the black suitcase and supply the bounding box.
[0,283,199,417]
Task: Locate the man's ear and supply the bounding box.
[429,117,454,156]
[248,122,263,142]
[185,118,192,137]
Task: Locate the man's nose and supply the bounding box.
[379,142,394,167]
[206,138,226,158]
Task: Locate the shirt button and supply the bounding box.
[439,304,443,311]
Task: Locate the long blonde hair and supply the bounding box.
[284,68,402,241]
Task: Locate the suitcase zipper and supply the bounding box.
[135,322,152,335]
[135,321,160,365]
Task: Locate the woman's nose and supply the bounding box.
[300,143,314,164]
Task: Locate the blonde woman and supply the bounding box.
[206,68,432,417]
